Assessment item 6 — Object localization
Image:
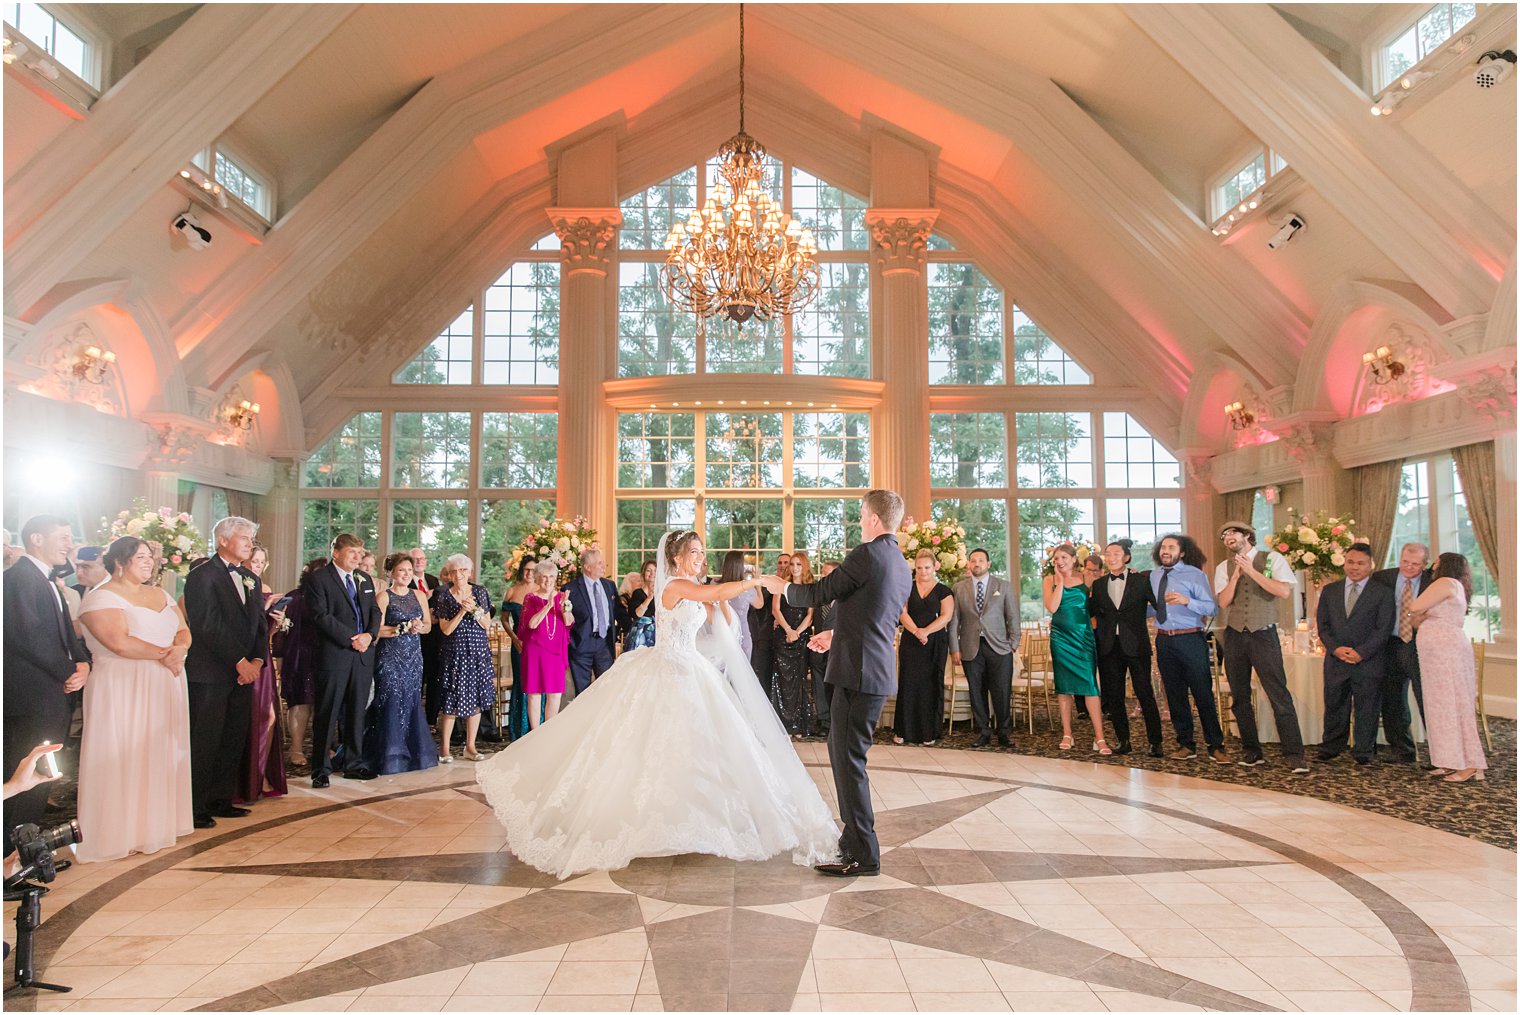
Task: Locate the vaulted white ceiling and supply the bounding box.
[4,2,1513,451]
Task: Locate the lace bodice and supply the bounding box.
[654,596,707,654]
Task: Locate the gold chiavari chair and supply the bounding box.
[1015,633,1055,733]
[1473,640,1492,752]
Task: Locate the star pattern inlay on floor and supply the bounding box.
[8,747,1513,1013]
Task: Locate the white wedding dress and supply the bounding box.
[476,589,839,879]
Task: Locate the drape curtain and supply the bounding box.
[1351,458,1404,563]
[1452,441,1501,586]
[1221,488,1256,534]
[225,489,258,526]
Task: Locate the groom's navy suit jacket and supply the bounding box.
[785,533,910,696]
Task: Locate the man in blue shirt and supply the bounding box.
[1149,534,1227,763]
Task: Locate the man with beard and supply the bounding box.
[1150,534,1226,763]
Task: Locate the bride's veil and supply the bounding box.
[657,532,830,822]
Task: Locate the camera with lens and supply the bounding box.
[6,818,81,890]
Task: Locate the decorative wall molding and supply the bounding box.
[16,321,126,416]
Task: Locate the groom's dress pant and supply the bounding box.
[828,683,886,868]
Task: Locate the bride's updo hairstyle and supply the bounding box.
[662,530,702,574]
[102,535,145,576]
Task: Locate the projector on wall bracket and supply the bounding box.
[171,209,212,250]
[1474,50,1516,89]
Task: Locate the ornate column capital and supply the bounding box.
[1271,419,1339,470]
[864,208,939,276]
[547,207,623,277]
[1460,363,1518,426]
[139,412,214,468]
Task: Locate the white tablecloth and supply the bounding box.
[1255,651,1425,745]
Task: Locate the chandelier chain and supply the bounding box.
[738,3,745,134]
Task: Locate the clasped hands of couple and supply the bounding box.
[754,574,833,653]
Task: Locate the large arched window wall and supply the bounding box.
[297,162,1188,603]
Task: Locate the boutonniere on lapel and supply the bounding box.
[240,575,256,594]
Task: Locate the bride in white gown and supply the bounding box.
[476,531,840,879]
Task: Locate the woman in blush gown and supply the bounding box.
[477,531,838,880]
[362,553,439,775]
[1411,552,1488,784]
[235,542,287,803]
[76,537,194,862]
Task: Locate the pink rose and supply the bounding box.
[1331,525,1345,535]
[1277,543,1289,552]
[170,554,182,563]
[932,536,942,545]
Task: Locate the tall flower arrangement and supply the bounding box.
[1268,508,1358,585]
[507,515,598,583]
[98,499,205,578]
[1038,539,1104,577]
[897,516,970,585]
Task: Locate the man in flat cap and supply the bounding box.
[1213,521,1308,774]
[69,545,108,598]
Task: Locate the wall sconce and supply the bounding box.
[226,399,262,430]
[1362,346,1406,384]
[71,345,117,384]
[1224,401,1255,430]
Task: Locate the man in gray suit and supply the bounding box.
[948,549,1021,747]
[771,490,910,878]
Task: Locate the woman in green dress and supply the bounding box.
[1042,544,1111,755]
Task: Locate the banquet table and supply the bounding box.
[1252,650,1426,746]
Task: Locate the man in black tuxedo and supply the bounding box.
[182,517,268,828]
[772,489,911,878]
[1372,543,1434,762]
[1316,543,1397,766]
[407,547,445,724]
[565,548,623,695]
[307,533,381,787]
[1088,539,1164,758]
[2,515,89,852]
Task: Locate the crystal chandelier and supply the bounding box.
[661,4,820,325]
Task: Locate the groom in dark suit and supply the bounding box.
[770,489,910,878]
[565,548,623,694]
[183,517,268,827]
[2,515,90,852]
[1088,539,1165,757]
[307,532,381,787]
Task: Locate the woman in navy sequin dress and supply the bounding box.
[435,554,497,762]
[362,553,439,775]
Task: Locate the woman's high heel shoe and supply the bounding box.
[1093,739,1112,756]
[1426,768,1452,778]
[1443,769,1485,783]
[1059,735,1074,751]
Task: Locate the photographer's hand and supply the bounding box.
[5,743,63,800]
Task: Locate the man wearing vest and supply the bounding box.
[1213,522,1309,774]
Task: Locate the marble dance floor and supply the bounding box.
[7,743,1516,1013]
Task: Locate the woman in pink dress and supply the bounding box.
[517,560,572,731]
[76,537,194,862]
[1410,552,1487,784]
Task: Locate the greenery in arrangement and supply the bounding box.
[98,500,205,577]
[897,516,971,585]
[1269,508,1359,585]
[508,516,599,584]
[1037,539,1104,577]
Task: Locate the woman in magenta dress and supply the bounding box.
[234,542,287,803]
[517,559,572,731]
[1410,552,1488,784]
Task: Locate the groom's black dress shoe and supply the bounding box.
[311,774,330,788]
[815,860,880,878]
[342,768,378,780]
[211,804,250,818]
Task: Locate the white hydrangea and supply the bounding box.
[1298,527,1319,545]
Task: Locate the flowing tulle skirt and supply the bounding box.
[476,642,839,879]
[77,660,194,862]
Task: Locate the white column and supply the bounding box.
[550,209,620,546]
[4,4,357,315]
[866,209,937,521]
[1127,3,1509,318]
[257,458,304,592]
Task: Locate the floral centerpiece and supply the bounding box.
[97,499,205,578]
[507,515,598,583]
[897,516,970,585]
[1269,508,1358,585]
[1038,539,1104,577]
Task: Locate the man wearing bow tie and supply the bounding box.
[948,549,1021,748]
[183,517,268,828]
[307,533,381,787]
